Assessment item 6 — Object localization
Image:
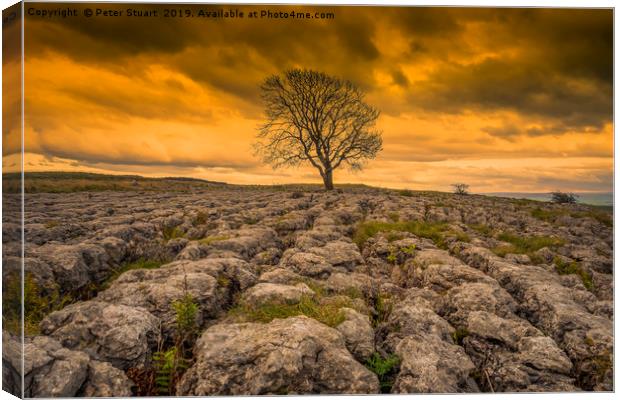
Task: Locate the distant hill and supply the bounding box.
[2,171,227,193]
[484,192,613,207]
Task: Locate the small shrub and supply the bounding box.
[452,327,470,345]
[398,189,413,197]
[192,211,208,227]
[401,244,416,256]
[452,183,470,195]
[550,191,578,204]
[172,293,199,336]
[357,198,377,219]
[365,352,400,393]
[386,246,398,264]
[162,226,185,241]
[372,294,393,327]
[554,257,593,291]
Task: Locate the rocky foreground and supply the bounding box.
[2,187,613,396]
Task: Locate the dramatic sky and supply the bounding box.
[3,4,613,192]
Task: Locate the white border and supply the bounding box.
[0,1,616,400]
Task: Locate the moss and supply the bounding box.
[554,257,593,291]
[468,223,493,236]
[192,211,208,226]
[101,258,165,290]
[531,207,567,222]
[353,220,453,250]
[492,232,565,257]
[228,294,356,327]
[364,352,400,393]
[44,220,60,229]
[452,327,470,345]
[387,212,400,222]
[162,226,185,241]
[216,274,231,287]
[199,235,229,245]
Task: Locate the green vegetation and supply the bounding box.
[353,220,469,250]
[468,224,493,236]
[572,209,613,227]
[397,189,413,197]
[44,220,60,229]
[452,327,470,345]
[551,191,577,204]
[531,207,565,222]
[3,272,73,336]
[492,232,565,257]
[531,207,612,227]
[173,293,199,336]
[152,347,188,395]
[229,294,363,328]
[364,352,400,393]
[199,235,229,245]
[101,258,165,290]
[387,212,400,222]
[192,211,208,226]
[372,294,393,327]
[554,257,593,291]
[162,226,185,241]
[150,286,199,395]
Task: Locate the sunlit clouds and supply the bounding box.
[7,5,612,192]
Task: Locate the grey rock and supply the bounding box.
[177,316,379,395]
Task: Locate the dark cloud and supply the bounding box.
[23,6,612,133]
[413,56,611,132]
[391,68,409,87]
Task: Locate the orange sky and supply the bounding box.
[2,5,613,192]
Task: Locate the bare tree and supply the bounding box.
[452,183,470,195]
[550,191,578,204]
[254,69,382,190]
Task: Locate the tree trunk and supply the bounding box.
[322,169,334,190]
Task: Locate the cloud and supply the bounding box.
[15,5,612,192]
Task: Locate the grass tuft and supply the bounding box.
[228,294,363,328]
[492,232,564,257]
[364,352,400,393]
[101,258,165,290]
[162,226,185,241]
[352,220,467,250]
[554,256,593,291]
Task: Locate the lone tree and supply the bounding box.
[255,69,383,190]
[452,183,470,195]
[550,191,578,204]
